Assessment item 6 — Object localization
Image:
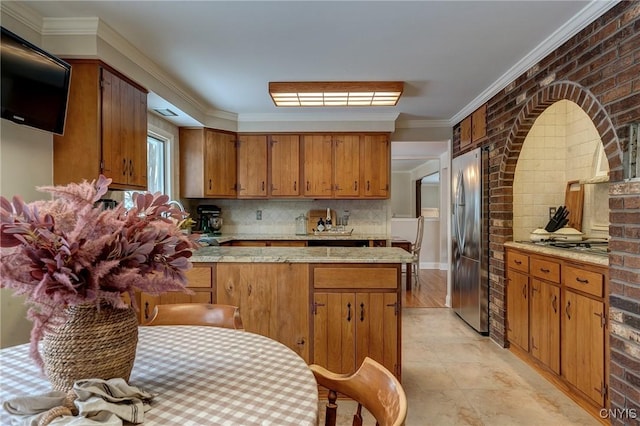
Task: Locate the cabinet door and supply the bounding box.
[361,135,390,198]
[529,279,560,374]
[205,130,237,197]
[334,135,360,198]
[217,264,309,360]
[506,269,529,351]
[270,134,300,197]
[237,135,267,198]
[471,103,487,142]
[313,292,356,374]
[101,69,126,185]
[125,80,148,188]
[101,68,147,189]
[561,290,606,405]
[460,116,472,149]
[303,135,333,197]
[355,292,398,377]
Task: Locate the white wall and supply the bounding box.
[0,120,55,348]
[513,100,608,240]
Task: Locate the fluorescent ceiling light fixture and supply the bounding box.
[153,108,178,117]
[269,81,404,107]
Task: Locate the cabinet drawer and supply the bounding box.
[531,258,560,283]
[506,251,529,273]
[185,267,212,288]
[564,266,603,297]
[314,268,397,289]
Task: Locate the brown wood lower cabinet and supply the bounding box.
[216,263,309,362]
[505,246,608,419]
[311,264,401,380]
[138,261,403,381]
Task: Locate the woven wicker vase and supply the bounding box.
[42,303,139,392]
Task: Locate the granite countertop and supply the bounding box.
[191,246,414,264]
[504,241,608,266]
[198,233,390,245]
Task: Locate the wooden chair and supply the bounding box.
[310,357,407,426]
[144,303,244,329]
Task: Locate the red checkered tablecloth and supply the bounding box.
[0,326,319,425]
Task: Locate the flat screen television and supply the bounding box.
[1,27,71,135]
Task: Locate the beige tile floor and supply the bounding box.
[399,307,600,425]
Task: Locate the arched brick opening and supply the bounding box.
[490,80,622,345]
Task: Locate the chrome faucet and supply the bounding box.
[167,199,185,212]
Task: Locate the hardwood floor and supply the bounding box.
[402,268,447,308]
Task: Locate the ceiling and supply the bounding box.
[6,0,612,134]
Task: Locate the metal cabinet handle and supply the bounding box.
[144,302,149,320]
[122,159,127,176]
[306,181,310,191]
[514,260,522,265]
[209,179,212,190]
[293,181,297,191]
[540,268,550,273]
[565,300,572,319]
[354,181,358,190]
[522,284,527,299]
[261,181,265,191]
[552,295,558,313]
[360,302,365,322]
[347,302,352,322]
[367,180,371,191]
[576,277,589,284]
[129,159,133,177]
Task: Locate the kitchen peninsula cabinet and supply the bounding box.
[216,263,310,362]
[180,128,237,198]
[237,135,267,198]
[269,134,301,197]
[312,265,400,379]
[54,60,148,189]
[504,244,608,417]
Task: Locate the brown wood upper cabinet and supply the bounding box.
[302,133,389,199]
[269,134,301,197]
[180,128,237,198]
[237,135,268,198]
[459,103,487,149]
[361,134,390,198]
[54,60,148,189]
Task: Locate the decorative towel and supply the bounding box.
[3,378,154,426]
[2,391,68,426]
[72,378,153,423]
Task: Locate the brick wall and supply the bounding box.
[453,2,640,422]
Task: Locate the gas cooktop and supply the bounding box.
[528,239,609,256]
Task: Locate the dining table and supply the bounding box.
[0,326,319,425]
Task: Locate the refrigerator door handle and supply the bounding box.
[454,170,466,252]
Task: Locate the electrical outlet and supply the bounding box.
[256,210,262,220]
[549,207,556,220]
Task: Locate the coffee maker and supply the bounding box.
[197,205,223,234]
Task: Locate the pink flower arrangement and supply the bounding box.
[0,175,199,365]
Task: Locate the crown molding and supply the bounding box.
[1,1,43,34]
[394,119,450,129]
[450,0,621,125]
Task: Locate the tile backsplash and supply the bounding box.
[183,198,390,235]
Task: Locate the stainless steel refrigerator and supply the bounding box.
[451,147,489,334]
